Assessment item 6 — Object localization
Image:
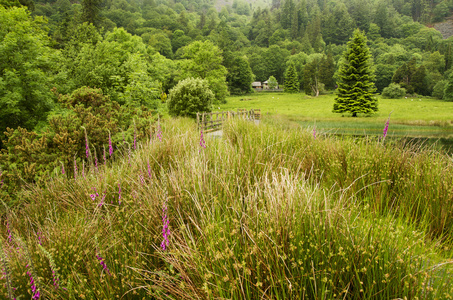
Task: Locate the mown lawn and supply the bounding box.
[219,92,453,137]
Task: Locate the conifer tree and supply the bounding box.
[333,29,377,117]
[284,63,299,93]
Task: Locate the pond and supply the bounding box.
[298,121,453,155]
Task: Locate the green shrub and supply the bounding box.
[433,80,447,99]
[167,77,214,118]
[0,87,157,204]
[381,83,406,99]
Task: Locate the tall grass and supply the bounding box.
[0,117,452,299]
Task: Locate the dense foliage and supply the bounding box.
[381,83,407,98]
[333,29,378,116]
[0,87,156,203]
[167,77,214,118]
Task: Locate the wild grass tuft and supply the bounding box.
[0,117,452,299]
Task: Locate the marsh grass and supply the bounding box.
[0,117,452,299]
[220,93,453,138]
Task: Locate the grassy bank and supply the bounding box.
[1,117,452,299]
[219,93,453,137]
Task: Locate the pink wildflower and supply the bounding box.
[199,130,206,151]
[85,136,89,159]
[96,253,111,275]
[382,112,392,141]
[109,131,113,157]
[156,123,162,142]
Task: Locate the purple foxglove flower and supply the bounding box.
[313,125,316,139]
[61,163,65,175]
[98,192,106,207]
[96,253,111,275]
[26,267,40,299]
[156,124,162,142]
[37,231,42,245]
[90,188,99,201]
[382,112,392,141]
[82,161,85,178]
[109,131,113,157]
[51,270,59,289]
[85,134,90,159]
[199,130,206,151]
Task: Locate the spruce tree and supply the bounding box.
[284,63,300,93]
[333,29,377,117]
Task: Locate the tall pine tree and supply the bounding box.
[333,29,377,117]
[284,62,299,93]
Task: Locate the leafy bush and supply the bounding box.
[167,77,214,118]
[381,83,406,99]
[0,87,157,204]
[433,80,447,99]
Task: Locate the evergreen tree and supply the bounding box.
[412,65,428,95]
[284,62,299,93]
[333,29,378,117]
[81,0,103,26]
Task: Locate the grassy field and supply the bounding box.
[219,92,453,137]
[1,118,453,299]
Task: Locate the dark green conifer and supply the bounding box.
[284,63,300,93]
[333,29,378,117]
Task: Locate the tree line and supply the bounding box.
[2,0,453,146]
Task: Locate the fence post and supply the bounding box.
[202,113,205,132]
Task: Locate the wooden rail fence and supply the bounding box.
[196,109,261,133]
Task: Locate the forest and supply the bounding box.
[2,0,453,117]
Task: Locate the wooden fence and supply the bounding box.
[196,109,261,133]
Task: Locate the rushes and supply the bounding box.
[2,117,453,299]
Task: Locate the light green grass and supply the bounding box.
[219,93,453,137]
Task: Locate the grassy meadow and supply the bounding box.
[219,93,453,138]
[1,116,453,299]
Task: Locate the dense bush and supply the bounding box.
[0,87,157,204]
[381,83,406,98]
[167,77,214,118]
